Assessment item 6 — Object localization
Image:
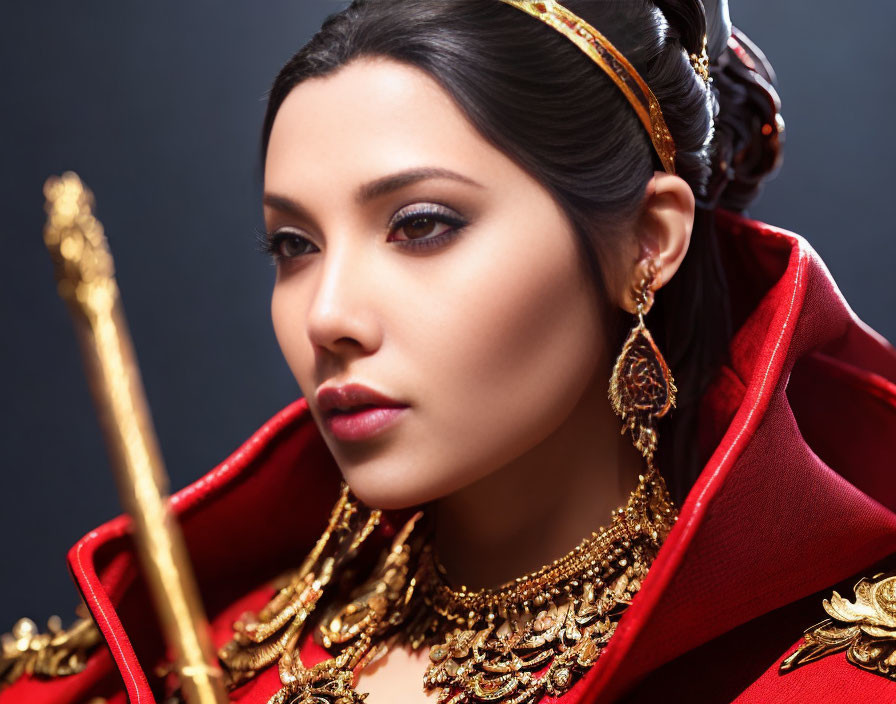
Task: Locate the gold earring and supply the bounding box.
[608,260,677,472]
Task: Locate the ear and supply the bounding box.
[618,172,694,314]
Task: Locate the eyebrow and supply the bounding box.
[356,167,483,202]
[263,166,484,218]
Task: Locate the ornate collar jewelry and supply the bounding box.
[217,471,677,704]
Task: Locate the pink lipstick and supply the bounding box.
[316,383,408,442]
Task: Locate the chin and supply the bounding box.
[337,463,460,511]
[340,472,430,511]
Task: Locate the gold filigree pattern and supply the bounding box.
[218,483,382,686]
[0,607,102,687]
[780,572,896,682]
[609,263,676,466]
[411,469,674,704]
[419,540,656,703]
[219,471,677,704]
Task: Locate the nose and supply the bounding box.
[306,243,383,358]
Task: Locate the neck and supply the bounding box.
[431,373,645,591]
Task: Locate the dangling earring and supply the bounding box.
[608,260,677,473]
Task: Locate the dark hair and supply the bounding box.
[261,0,747,502]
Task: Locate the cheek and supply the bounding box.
[407,223,606,479]
[271,279,313,391]
[450,256,596,390]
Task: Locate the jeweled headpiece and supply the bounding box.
[499,0,679,174]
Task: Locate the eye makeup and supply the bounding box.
[387,202,469,252]
[257,227,319,261]
[258,201,470,261]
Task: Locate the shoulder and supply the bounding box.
[616,560,896,704]
[596,212,896,703]
[746,570,896,703]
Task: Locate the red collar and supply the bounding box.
[66,211,896,703]
[576,211,896,701]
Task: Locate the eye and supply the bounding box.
[396,216,442,240]
[261,228,319,260]
[387,204,468,249]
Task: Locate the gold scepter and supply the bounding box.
[42,171,229,704]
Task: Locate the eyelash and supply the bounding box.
[389,203,469,251]
[256,228,314,260]
[258,204,468,261]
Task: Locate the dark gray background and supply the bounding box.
[2,2,894,630]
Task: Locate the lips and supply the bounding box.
[316,383,409,442]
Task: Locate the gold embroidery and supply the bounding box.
[780,571,896,682]
[0,606,102,687]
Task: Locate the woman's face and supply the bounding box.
[265,57,612,509]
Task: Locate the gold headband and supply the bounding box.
[498,0,677,174]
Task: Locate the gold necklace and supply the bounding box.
[218,473,677,704]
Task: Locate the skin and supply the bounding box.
[264,57,694,701]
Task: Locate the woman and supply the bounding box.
[2,0,895,702]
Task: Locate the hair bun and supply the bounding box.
[652,0,707,57]
[651,0,784,212]
[703,27,785,212]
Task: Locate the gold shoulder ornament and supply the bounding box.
[779,571,896,682]
[1,605,102,687]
